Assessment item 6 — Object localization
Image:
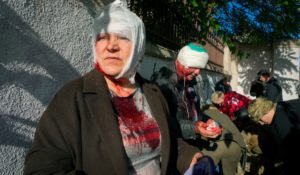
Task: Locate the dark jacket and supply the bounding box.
[249,79,264,98]
[271,99,300,145]
[158,79,202,139]
[264,77,283,102]
[24,69,198,175]
[269,99,300,173]
[214,79,231,93]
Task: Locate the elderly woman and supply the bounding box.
[24,1,203,174]
[248,97,300,174]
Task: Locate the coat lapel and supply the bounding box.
[83,69,128,175]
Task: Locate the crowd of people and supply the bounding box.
[23,0,300,175]
[152,43,246,175]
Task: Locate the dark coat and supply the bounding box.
[24,69,197,175]
[271,99,300,145]
[214,79,231,93]
[158,79,201,139]
[264,77,283,102]
[270,99,300,173]
[249,79,264,98]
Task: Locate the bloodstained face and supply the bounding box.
[175,59,200,81]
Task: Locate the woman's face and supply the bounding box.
[95,33,132,77]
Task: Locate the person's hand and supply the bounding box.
[195,119,222,139]
[189,152,203,168]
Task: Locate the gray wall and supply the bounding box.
[0,0,222,174]
[236,44,272,98]
[274,41,300,100]
[0,0,107,174]
[237,41,300,100]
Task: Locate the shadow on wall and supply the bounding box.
[238,43,298,97]
[0,115,37,150]
[0,1,79,151]
[238,48,270,95]
[0,0,135,156]
[274,42,299,95]
[78,0,113,17]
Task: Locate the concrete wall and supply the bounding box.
[236,44,272,98]
[274,40,300,100]
[0,1,223,174]
[0,0,108,174]
[236,41,300,100]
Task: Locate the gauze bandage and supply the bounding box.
[92,0,145,83]
[177,43,209,69]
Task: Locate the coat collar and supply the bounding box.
[82,69,170,174]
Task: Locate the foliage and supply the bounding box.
[178,0,300,58]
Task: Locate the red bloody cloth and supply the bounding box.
[218,91,251,120]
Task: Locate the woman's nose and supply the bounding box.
[107,36,119,51]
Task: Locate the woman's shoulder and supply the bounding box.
[56,74,85,95]
[55,69,103,97]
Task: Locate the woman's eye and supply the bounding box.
[97,35,109,41]
[118,36,130,41]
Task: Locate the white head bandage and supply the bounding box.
[177,43,209,68]
[92,0,145,83]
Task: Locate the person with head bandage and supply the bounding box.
[24,1,204,175]
[175,43,208,81]
[155,43,246,175]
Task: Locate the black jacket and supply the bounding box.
[264,77,283,102]
[269,99,300,173]
[249,79,264,98]
[214,80,231,93]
